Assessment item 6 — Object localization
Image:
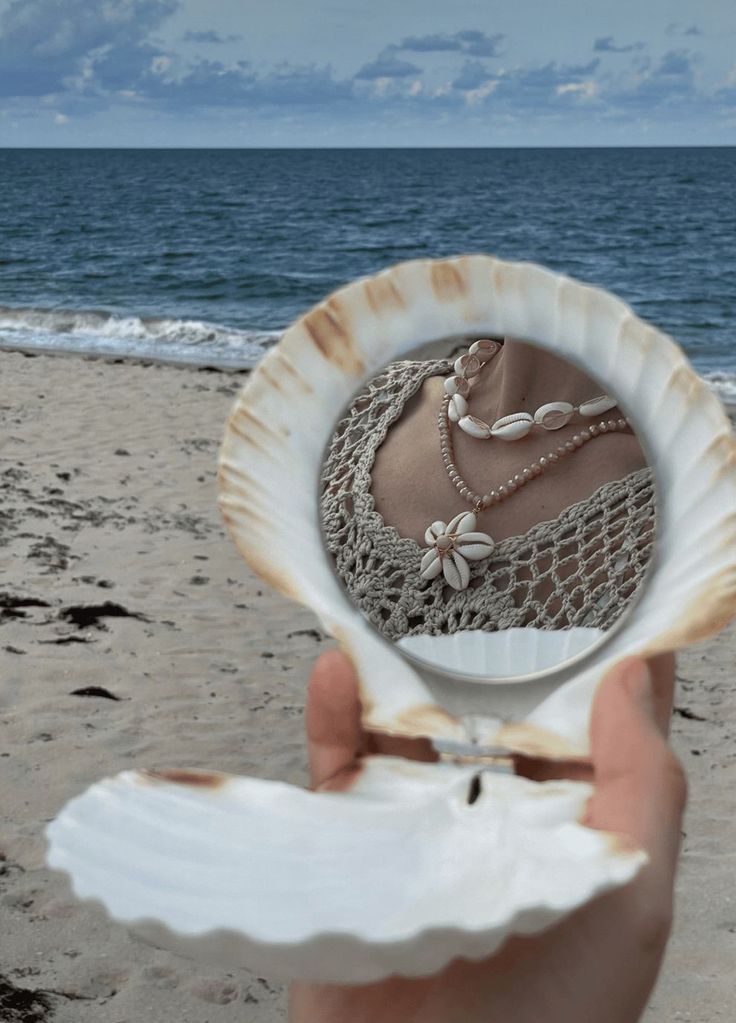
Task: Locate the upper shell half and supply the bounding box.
[218,254,736,759]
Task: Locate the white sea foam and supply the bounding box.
[2,304,736,395]
[0,304,279,368]
[702,371,736,405]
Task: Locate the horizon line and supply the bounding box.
[1,143,735,151]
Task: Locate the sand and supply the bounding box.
[1,349,734,1023]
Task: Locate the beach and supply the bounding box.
[1,348,735,1023]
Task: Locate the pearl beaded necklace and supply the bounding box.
[438,400,631,513]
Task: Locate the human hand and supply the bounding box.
[290,651,685,1023]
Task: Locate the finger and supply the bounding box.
[647,651,676,736]
[586,657,687,871]
[306,649,363,790]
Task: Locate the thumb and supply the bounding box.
[306,649,363,791]
[586,657,687,872]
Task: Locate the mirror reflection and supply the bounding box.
[320,337,655,679]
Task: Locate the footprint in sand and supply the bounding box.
[141,964,180,990]
[189,976,241,1004]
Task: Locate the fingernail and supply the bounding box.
[620,658,654,716]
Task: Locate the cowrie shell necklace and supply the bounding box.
[444,339,619,441]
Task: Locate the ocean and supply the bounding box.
[1,147,734,398]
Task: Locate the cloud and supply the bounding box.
[492,58,601,106]
[182,30,241,44]
[451,60,495,92]
[594,36,645,54]
[426,56,606,111]
[0,0,354,112]
[606,50,700,113]
[0,0,177,97]
[397,33,463,53]
[667,22,703,37]
[455,29,503,57]
[397,29,503,58]
[0,4,726,133]
[248,64,352,106]
[655,50,694,77]
[142,59,351,109]
[556,80,598,101]
[354,52,422,80]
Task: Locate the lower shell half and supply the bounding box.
[46,756,645,983]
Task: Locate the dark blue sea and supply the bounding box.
[1,147,734,397]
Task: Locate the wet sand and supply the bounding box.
[1,349,734,1022]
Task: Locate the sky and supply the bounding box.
[0,0,735,146]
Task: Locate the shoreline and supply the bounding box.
[3,342,736,419]
[0,341,255,374]
[1,348,735,1022]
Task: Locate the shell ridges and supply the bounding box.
[45,758,646,983]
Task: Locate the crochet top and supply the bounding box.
[320,359,655,641]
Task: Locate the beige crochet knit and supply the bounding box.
[320,359,655,642]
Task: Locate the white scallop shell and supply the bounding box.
[490,411,534,440]
[579,394,618,417]
[534,400,574,430]
[46,757,644,984]
[213,254,736,755]
[46,255,736,986]
[447,393,468,422]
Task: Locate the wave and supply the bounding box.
[702,371,736,405]
[3,304,736,399]
[0,304,280,368]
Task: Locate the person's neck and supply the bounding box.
[474,338,604,421]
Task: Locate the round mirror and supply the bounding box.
[218,254,736,755]
[320,335,655,682]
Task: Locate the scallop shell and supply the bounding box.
[490,411,534,440]
[214,255,736,756]
[46,255,736,986]
[46,757,644,984]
